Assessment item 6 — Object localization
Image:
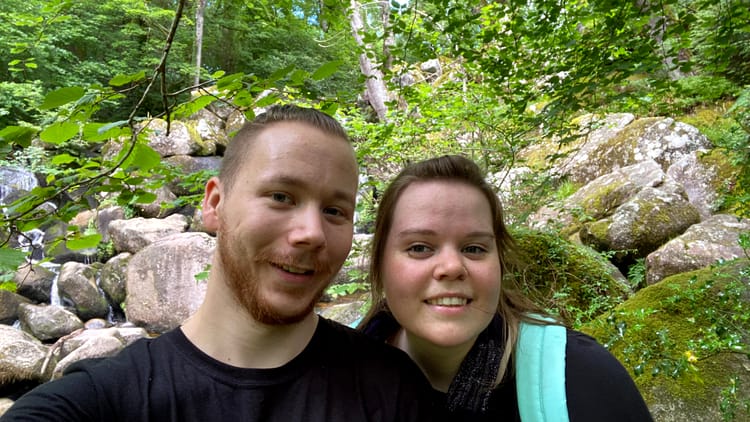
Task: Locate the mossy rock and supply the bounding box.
[509,227,631,326]
[698,148,749,217]
[581,259,750,422]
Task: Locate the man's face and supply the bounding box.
[205,121,358,325]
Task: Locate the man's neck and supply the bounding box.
[181,279,319,369]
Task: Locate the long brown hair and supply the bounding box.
[360,154,549,381]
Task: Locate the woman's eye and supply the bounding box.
[271,192,292,204]
[406,244,431,254]
[464,245,488,255]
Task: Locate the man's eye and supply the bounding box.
[271,192,292,204]
[323,207,345,217]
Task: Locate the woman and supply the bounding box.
[360,155,652,421]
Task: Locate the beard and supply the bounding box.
[217,224,331,326]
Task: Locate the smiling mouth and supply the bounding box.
[425,297,471,306]
[273,263,314,275]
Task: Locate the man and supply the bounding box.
[1,105,433,421]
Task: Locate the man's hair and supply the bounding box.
[219,104,350,190]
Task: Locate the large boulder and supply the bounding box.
[580,185,701,265]
[666,148,742,220]
[17,303,83,341]
[125,232,214,333]
[582,260,750,422]
[57,262,109,320]
[0,325,51,388]
[646,214,750,284]
[108,213,189,254]
[528,159,666,234]
[0,290,31,325]
[13,264,56,303]
[99,252,132,306]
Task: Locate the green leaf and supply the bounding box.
[311,60,344,81]
[0,126,37,147]
[82,121,127,142]
[133,191,157,204]
[51,153,77,165]
[172,95,216,120]
[216,73,243,91]
[109,71,146,87]
[40,87,86,110]
[40,121,79,144]
[0,247,27,270]
[268,65,296,82]
[66,233,102,251]
[128,143,161,172]
[289,69,308,85]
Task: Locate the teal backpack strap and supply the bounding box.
[515,319,569,422]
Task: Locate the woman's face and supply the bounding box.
[382,180,502,350]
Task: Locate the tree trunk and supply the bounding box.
[349,0,389,121]
[194,0,206,86]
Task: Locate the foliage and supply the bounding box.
[509,227,631,327]
[582,260,750,400]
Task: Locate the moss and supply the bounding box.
[581,260,750,414]
[579,179,629,219]
[698,148,748,216]
[510,227,630,326]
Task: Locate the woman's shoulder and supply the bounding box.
[563,328,654,421]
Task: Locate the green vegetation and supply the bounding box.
[1,0,749,414]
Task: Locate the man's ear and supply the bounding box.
[202,177,222,232]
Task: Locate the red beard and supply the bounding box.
[217,224,331,325]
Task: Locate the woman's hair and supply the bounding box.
[360,154,547,381]
[219,104,350,191]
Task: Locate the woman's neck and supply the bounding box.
[392,328,476,392]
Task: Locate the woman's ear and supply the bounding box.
[201,177,222,232]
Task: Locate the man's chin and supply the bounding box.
[244,297,319,326]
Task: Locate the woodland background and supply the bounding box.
[1,0,749,419]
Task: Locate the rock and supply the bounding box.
[17,303,84,341]
[57,262,109,320]
[317,301,366,328]
[125,232,214,333]
[0,325,50,387]
[108,214,189,254]
[646,214,750,284]
[580,186,701,264]
[666,149,741,220]
[99,252,131,306]
[164,155,221,196]
[581,260,750,422]
[13,264,55,303]
[52,335,124,380]
[0,290,31,325]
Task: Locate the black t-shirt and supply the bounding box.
[433,330,654,422]
[1,317,435,422]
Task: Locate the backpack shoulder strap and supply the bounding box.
[515,319,569,422]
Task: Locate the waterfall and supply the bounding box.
[18,228,45,262]
[40,262,62,306]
